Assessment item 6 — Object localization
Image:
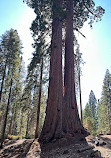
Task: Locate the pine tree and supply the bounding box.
[83,103,94,134]
[0,29,22,148]
[98,69,111,134]
[83,90,97,135]
[88,90,97,119]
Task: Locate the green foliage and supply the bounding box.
[83,90,97,135]
[97,101,109,134]
[83,103,95,135]
[0,29,23,139]
[88,90,97,119]
[97,69,111,134]
[8,135,22,140]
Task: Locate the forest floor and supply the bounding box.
[0,134,111,158]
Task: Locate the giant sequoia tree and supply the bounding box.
[25,0,105,142]
[39,0,63,142]
[63,0,84,135]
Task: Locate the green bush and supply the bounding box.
[8,135,22,140]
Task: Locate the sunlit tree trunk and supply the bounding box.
[39,0,63,142]
[63,0,85,135]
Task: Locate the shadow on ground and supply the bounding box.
[0,139,33,158]
[40,135,101,158]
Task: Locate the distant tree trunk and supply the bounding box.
[25,111,30,138]
[39,0,63,142]
[35,58,43,139]
[8,107,15,135]
[0,60,7,103]
[63,0,85,135]
[0,79,13,148]
[109,87,111,133]
[78,69,83,123]
[12,110,16,135]
[8,116,13,135]
[19,114,23,136]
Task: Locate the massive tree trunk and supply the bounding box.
[0,79,13,148]
[35,58,43,139]
[63,0,85,135]
[39,0,63,143]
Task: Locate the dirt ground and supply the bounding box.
[0,135,111,158]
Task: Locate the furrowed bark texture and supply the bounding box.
[39,0,63,142]
[63,0,85,135]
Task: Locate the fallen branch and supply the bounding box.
[78,145,94,153]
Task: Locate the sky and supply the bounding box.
[0,0,111,109]
[77,0,111,108]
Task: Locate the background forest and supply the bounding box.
[0,0,111,148]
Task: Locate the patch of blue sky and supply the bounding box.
[0,1,28,35]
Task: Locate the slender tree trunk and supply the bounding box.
[0,61,7,103]
[63,0,85,135]
[8,116,13,135]
[39,0,63,143]
[8,107,15,135]
[25,110,30,138]
[78,70,83,123]
[19,114,23,136]
[35,58,43,139]
[12,109,16,135]
[0,79,13,148]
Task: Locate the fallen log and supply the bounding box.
[78,145,94,153]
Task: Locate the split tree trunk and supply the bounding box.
[63,0,85,135]
[0,79,13,148]
[39,0,63,143]
[35,58,43,139]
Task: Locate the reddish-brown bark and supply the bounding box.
[63,0,85,135]
[39,0,63,142]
